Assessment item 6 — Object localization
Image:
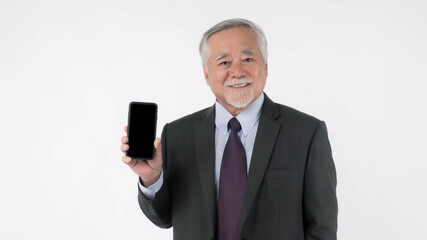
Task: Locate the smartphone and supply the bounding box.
[126,102,158,160]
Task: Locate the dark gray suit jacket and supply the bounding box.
[138,94,338,240]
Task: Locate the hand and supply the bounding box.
[121,126,163,187]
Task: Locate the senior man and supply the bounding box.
[121,18,338,240]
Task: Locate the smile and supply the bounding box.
[230,83,250,87]
[225,82,252,88]
[224,78,254,88]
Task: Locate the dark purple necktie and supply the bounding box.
[218,118,247,240]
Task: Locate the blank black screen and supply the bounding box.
[127,102,157,159]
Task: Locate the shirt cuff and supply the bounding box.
[138,171,164,201]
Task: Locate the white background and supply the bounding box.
[1,0,426,239]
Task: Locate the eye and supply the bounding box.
[218,61,231,66]
[243,58,254,63]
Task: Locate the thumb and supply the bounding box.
[153,138,162,160]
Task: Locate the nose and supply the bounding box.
[228,61,246,78]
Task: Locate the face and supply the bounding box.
[203,27,268,115]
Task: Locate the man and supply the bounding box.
[121,19,338,240]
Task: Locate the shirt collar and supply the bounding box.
[215,93,264,137]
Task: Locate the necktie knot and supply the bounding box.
[228,117,242,132]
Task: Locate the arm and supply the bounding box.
[121,124,172,228]
[137,124,172,228]
[303,121,338,240]
[138,177,172,228]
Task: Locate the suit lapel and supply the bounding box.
[194,106,217,237]
[240,95,281,231]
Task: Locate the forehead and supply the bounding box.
[207,27,259,53]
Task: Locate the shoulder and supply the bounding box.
[278,103,320,125]
[163,105,214,136]
[261,94,326,141]
[169,106,213,126]
[263,94,321,126]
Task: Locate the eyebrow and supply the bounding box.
[216,53,229,61]
[215,49,257,61]
[241,49,256,55]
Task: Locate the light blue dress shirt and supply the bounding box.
[139,93,264,200]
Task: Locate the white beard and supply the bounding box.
[224,78,254,109]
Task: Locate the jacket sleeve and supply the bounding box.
[138,124,172,228]
[303,121,338,240]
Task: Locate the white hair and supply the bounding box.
[199,18,268,69]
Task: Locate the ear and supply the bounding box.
[203,65,209,83]
[264,61,268,77]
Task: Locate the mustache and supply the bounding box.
[224,78,253,87]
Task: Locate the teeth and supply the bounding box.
[230,83,248,87]
[224,78,253,87]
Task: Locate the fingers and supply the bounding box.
[146,138,162,173]
[121,143,129,152]
[154,138,161,150]
[124,125,128,133]
[120,135,129,154]
[122,155,145,169]
[121,155,133,165]
[121,137,162,185]
[153,138,162,160]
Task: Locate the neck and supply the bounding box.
[227,106,247,117]
[217,93,264,117]
[219,100,254,117]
